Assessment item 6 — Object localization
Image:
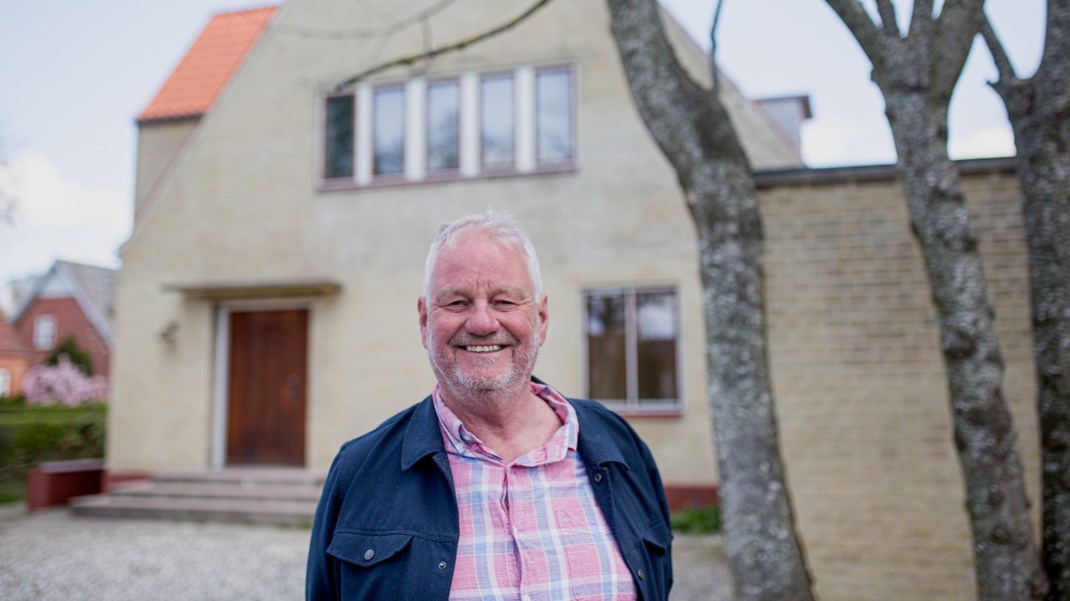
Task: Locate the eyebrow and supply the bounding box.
[434,286,530,303]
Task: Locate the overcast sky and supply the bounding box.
[0,0,1045,312]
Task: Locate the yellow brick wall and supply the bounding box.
[757,161,1038,600]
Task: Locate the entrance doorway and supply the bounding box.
[225,309,308,466]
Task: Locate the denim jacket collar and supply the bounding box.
[399,380,630,472]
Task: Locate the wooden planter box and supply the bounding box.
[27,459,105,510]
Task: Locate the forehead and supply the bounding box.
[431,231,532,292]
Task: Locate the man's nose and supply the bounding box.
[465,301,499,336]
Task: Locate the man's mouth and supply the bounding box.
[464,345,503,353]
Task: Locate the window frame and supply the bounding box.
[322,93,356,181]
[583,285,683,416]
[315,63,577,192]
[34,314,57,351]
[534,65,576,169]
[478,70,517,173]
[425,77,462,177]
[371,83,407,180]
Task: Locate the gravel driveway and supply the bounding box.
[0,506,731,600]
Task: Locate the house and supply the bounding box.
[111,2,1037,600]
[0,313,32,397]
[11,260,116,378]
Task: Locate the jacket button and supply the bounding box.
[438,561,448,570]
[594,473,603,483]
[637,569,646,580]
[363,549,375,561]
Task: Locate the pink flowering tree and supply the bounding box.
[22,357,109,406]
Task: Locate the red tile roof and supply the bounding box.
[137,7,277,122]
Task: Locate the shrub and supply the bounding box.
[23,357,109,406]
[671,504,722,535]
[45,337,95,375]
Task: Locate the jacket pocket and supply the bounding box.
[641,521,672,555]
[327,531,414,568]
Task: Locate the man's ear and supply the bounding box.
[418,297,429,349]
[537,293,549,345]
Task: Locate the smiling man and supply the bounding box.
[307,212,673,600]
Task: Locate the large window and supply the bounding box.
[427,80,460,172]
[373,86,405,176]
[480,73,515,168]
[34,314,57,350]
[319,64,575,188]
[585,287,679,411]
[536,67,573,165]
[323,94,354,179]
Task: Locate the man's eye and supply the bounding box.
[445,300,468,309]
[493,300,518,309]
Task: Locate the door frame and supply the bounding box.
[211,299,312,469]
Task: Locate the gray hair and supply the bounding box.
[423,211,544,300]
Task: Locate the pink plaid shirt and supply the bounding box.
[433,383,638,601]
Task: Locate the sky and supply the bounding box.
[0,0,1046,313]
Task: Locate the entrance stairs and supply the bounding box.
[69,469,325,527]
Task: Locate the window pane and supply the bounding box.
[636,290,678,401]
[324,95,354,179]
[374,87,405,175]
[481,74,514,167]
[536,69,572,164]
[586,292,627,400]
[427,81,459,172]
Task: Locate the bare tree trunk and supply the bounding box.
[982,2,1070,598]
[824,1,1046,599]
[606,1,813,599]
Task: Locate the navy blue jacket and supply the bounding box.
[306,391,673,600]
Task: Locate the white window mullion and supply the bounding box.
[624,289,639,409]
[460,73,480,177]
[406,78,426,181]
[515,66,536,173]
[355,84,373,185]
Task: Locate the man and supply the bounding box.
[307,212,672,600]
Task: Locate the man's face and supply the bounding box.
[418,231,548,396]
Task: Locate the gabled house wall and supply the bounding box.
[12,261,115,378]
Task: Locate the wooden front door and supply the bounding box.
[226,309,308,466]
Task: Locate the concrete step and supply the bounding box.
[69,469,325,526]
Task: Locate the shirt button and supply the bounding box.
[637,568,646,580]
[363,549,375,561]
[438,561,448,570]
[522,595,532,601]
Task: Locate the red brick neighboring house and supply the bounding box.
[11,260,116,378]
[0,313,32,397]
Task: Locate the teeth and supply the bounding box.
[466,345,502,353]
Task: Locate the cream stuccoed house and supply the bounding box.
[105,2,1041,600]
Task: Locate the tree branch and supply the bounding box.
[709,0,726,95]
[875,0,901,37]
[333,0,554,90]
[980,12,1017,84]
[907,0,934,37]
[931,0,987,98]
[278,0,458,40]
[824,0,885,62]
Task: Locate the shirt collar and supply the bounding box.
[431,382,579,466]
